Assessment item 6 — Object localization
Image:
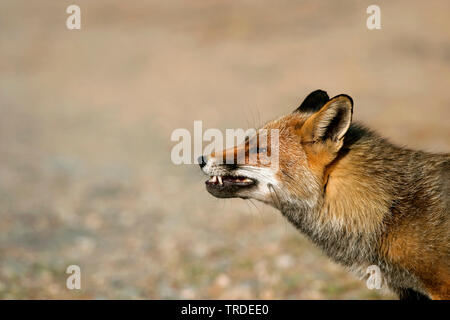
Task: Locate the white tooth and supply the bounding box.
[218,176,223,185]
[211,176,217,183]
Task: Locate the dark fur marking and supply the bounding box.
[294,89,329,113]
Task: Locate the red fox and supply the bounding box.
[199,90,450,300]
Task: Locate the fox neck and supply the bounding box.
[277,197,382,267]
[276,127,393,267]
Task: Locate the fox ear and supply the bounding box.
[301,94,353,143]
[293,90,329,113]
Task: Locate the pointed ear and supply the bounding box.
[293,89,329,113]
[301,94,353,143]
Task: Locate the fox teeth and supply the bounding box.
[218,176,223,185]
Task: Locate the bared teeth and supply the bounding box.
[207,175,252,185]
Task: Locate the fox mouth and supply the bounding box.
[205,175,256,198]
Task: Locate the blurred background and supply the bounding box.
[0,0,449,299]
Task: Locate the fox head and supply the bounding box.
[199,90,353,210]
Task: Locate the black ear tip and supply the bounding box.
[306,90,329,103]
[294,89,330,113]
[310,89,329,99]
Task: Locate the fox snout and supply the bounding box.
[199,152,257,199]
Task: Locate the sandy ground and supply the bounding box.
[0,0,449,299]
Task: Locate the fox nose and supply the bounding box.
[198,155,207,169]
